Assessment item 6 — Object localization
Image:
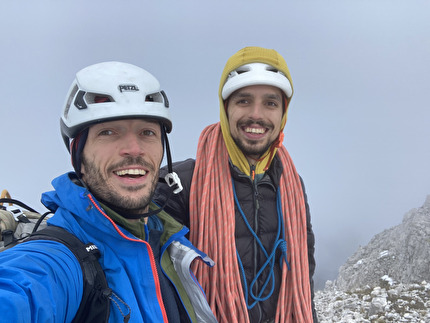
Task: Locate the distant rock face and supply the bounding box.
[335,195,430,291]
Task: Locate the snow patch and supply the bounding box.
[378,250,390,259]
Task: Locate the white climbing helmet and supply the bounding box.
[60,61,171,150]
[221,62,293,100]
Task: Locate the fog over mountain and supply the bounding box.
[1,0,429,299]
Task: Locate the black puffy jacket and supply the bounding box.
[154,156,318,323]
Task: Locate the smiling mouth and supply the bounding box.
[114,169,147,178]
[244,127,266,134]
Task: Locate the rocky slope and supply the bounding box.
[315,195,430,322]
[315,279,430,322]
[336,195,430,291]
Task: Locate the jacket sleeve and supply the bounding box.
[0,240,83,322]
[299,176,319,323]
[153,158,196,229]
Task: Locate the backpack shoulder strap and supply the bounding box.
[27,226,111,323]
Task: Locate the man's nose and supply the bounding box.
[248,103,264,120]
[120,133,144,156]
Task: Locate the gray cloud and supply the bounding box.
[1,0,429,289]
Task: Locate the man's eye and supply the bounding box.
[267,101,280,107]
[142,130,156,136]
[98,130,114,136]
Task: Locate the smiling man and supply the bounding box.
[154,47,318,322]
[81,119,163,217]
[0,62,217,322]
[226,84,284,164]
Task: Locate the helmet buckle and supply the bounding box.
[164,172,183,194]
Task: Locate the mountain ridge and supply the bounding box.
[315,195,430,321]
[335,195,430,291]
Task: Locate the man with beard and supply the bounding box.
[154,47,318,322]
[0,62,217,323]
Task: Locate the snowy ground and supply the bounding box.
[315,279,430,322]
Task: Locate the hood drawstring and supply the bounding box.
[260,93,288,172]
[252,132,284,174]
[262,132,284,172]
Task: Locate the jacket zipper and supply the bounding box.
[250,165,263,322]
[87,194,169,323]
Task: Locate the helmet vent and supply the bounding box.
[85,93,114,104]
[266,66,279,73]
[266,66,286,77]
[146,91,169,108]
[145,92,163,103]
[64,84,79,118]
[235,66,250,74]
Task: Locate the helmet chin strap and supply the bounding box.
[158,123,183,195]
[162,127,183,194]
[71,129,89,178]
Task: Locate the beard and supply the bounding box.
[81,155,159,214]
[232,120,275,159]
[233,136,273,159]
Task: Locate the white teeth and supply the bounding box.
[115,169,146,176]
[245,127,265,134]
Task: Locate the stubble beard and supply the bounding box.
[232,120,275,160]
[233,137,273,160]
[81,155,159,214]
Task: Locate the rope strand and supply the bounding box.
[190,123,313,322]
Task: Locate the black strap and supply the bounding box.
[27,226,111,323]
[0,198,39,213]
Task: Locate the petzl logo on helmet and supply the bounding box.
[118,84,139,93]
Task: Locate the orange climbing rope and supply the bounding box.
[189,123,313,323]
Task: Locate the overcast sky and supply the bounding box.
[1,1,429,289]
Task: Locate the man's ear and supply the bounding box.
[224,99,230,117]
[79,156,86,178]
[70,128,89,178]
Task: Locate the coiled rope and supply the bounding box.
[189,123,313,322]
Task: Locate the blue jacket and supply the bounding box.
[0,172,216,322]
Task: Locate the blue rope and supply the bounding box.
[232,180,291,309]
[276,189,291,271]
